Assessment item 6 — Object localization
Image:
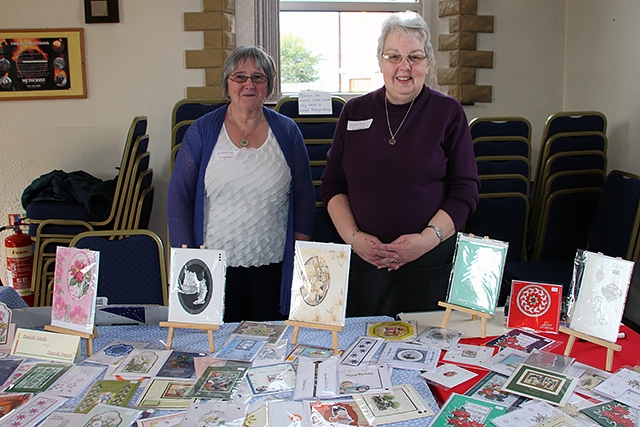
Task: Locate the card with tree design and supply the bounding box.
[51,246,100,334]
[446,233,508,315]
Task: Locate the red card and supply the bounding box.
[506,281,562,332]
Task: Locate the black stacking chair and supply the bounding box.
[469,116,532,141]
[70,229,168,306]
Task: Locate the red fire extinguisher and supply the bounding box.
[2,225,34,298]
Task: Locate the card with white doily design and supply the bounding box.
[507,281,562,333]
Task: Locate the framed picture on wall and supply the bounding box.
[0,29,87,100]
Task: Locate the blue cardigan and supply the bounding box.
[167,105,316,314]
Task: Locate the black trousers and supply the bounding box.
[346,236,456,318]
[224,262,287,323]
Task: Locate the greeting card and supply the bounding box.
[580,400,639,427]
[340,335,385,367]
[306,399,371,426]
[179,402,247,426]
[427,393,507,427]
[77,403,142,427]
[168,247,226,325]
[4,362,70,393]
[568,250,634,342]
[246,362,296,396]
[74,379,141,414]
[366,320,417,341]
[289,241,351,326]
[502,364,578,406]
[442,343,495,367]
[84,339,149,366]
[50,247,99,334]
[187,362,250,400]
[507,281,562,332]
[354,383,435,426]
[0,392,66,427]
[421,363,479,389]
[464,371,527,411]
[486,329,557,353]
[137,378,196,408]
[213,335,268,363]
[0,301,12,345]
[446,233,508,315]
[378,341,440,371]
[413,326,464,350]
[231,321,288,344]
[112,348,172,380]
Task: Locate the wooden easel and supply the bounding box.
[285,320,343,350]
[438,301,493,338]
[559,326,621,372]
[159,321,219,353]
[44,324,98,356]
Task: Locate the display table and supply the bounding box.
[398,308,640,405]
[53,315,439,427]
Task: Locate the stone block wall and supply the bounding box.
[437,0,494,104]
[183,0,236,99]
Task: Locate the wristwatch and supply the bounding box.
[427,225,444,243]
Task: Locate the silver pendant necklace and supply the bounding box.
[385,96,415,146]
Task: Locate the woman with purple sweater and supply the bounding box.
[320,12,479,317]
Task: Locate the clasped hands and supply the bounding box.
[351,231,438,271]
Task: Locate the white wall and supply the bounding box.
[0,0,203,285]
[565,0,640,173]
[1,1,639,288]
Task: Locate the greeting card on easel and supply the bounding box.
[289,241,351,327]
[50,247,100,334]
[168,248,226,325]
[446,233,508,315]
[567,250,634,342]
[507,281,562,332]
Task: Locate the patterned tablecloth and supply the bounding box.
[63,315,439,426]
[0,286,28,309]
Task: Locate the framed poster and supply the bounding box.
[0,29,86,100]
[289,240,351,327]
[168,248,226,326]
[446,233,508,315]
[50,247,100,334]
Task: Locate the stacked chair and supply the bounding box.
[70,229,168,306]
[171,98,229,171]
[503,169,640,304]
[274,95,346,243]
[464,116,533,262]
[527,111,608,261]
[25,117,154,306]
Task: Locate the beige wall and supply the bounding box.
[1,0,639,286]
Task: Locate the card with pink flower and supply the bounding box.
[50,246,100,334]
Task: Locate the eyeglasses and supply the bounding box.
[381,53,427,65]
[228,74,268,84]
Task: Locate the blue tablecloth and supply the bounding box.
[0,286,28,309]
[71,316,439,426]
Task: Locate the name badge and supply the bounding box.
[215,150,236,160]
[347,119,373,131]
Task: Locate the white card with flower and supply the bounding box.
[169,248,226,325]
[51,246,100,334]
[289,241,351,327]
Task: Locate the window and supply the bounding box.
[279,1,422,95]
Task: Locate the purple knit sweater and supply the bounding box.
[321,86,479,240]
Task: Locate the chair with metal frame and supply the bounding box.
[473,135,531,159]
[503,170,640,305]
[66,229,168,306]
[30,133,152,306]
[275,95,346,243]
[468,116,532,141]
[463,192,530,262]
